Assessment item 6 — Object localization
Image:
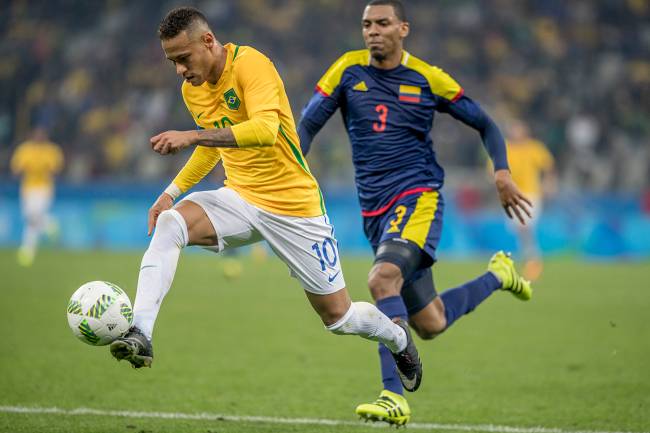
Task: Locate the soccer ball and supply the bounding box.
[67,281,133,346]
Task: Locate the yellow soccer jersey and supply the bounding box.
[10,140,64,194]
[506,139,554,198]
[172,43,324,217]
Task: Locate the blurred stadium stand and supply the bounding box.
[1,0,649,257]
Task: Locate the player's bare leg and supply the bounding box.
[408,297,446,340]
[111,200,218,368]
[176,200,220,246]
[355,261,416,424]
[359,255,529,424]
[368,262,402,299]
[305,287,422,392]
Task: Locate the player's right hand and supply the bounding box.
[148,193,174,236]
[494,169,533,225]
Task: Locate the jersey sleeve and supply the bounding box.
[171,146,222,193]
[230,48,281,148]
[404,55,463,103]
[51,144,64,173]
[535,142,555,171]
[297,91,340,155]
[315,55,347,101]
[428,66,464,102]
[440,95,509,171]
[10,146,26,174]
[297,51,368,155]
[315,50,367,101]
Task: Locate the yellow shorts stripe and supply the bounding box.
[401,191,439,248]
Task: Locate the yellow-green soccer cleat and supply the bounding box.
[17,247,35,267]
[488,251,533,301]
[355,390,411,426]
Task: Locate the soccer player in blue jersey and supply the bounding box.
[298,0,533,426]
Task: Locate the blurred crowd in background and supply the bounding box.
[1,0,649,195]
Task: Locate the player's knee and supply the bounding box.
[157,210,181,231]
[367,263,402,300]
[157,210,175,224]
[153,210,188,248]
[26,214,40,227]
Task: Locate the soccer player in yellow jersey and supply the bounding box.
[505,120,557,280]
[10,128,64,266]
[110,6,423,393]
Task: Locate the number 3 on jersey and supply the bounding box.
[373,104,388,132]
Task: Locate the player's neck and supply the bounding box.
[206,43,227,85]
[370,48,403,70]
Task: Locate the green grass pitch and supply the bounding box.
[0,249,648,433]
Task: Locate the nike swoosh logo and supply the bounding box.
[140,265,157,270]
[397,371,418,391]
[196,112,204,119]
[327,271,341,283]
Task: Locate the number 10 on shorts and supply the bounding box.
[312,238,338,271]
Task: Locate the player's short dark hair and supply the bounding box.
[158,6,209,40]
[366,0,407,22]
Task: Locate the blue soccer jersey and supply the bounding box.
[299,49,508,216]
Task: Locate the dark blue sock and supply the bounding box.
[376,296,408,394]
[441,272,501,328]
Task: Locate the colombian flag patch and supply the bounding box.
[399,85,421,103]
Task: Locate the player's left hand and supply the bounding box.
[494,169,533,225]
[150,130,197,155]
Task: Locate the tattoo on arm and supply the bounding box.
[194,128,238,148]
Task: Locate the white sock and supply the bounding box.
[326,302,407,353]
[21,217,41,253]
[133,209,188,340]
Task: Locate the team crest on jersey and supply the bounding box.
[224,88,241,110]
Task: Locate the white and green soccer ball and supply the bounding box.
[67,281,133,346]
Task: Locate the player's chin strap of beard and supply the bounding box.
[374,238,422,282]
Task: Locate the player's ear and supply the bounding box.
[399,21,410,39]
[201,32,215,48]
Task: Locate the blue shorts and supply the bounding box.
[363,189,444,269]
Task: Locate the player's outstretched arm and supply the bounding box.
[441,95,509,170]
[440,95,532,223]
[297,91,340,155]
[160,145,222,209]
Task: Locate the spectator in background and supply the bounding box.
[1,1,648,195]
[10,128,64,266]
[502,119,556,281]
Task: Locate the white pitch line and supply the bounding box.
[0,405,646,433]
